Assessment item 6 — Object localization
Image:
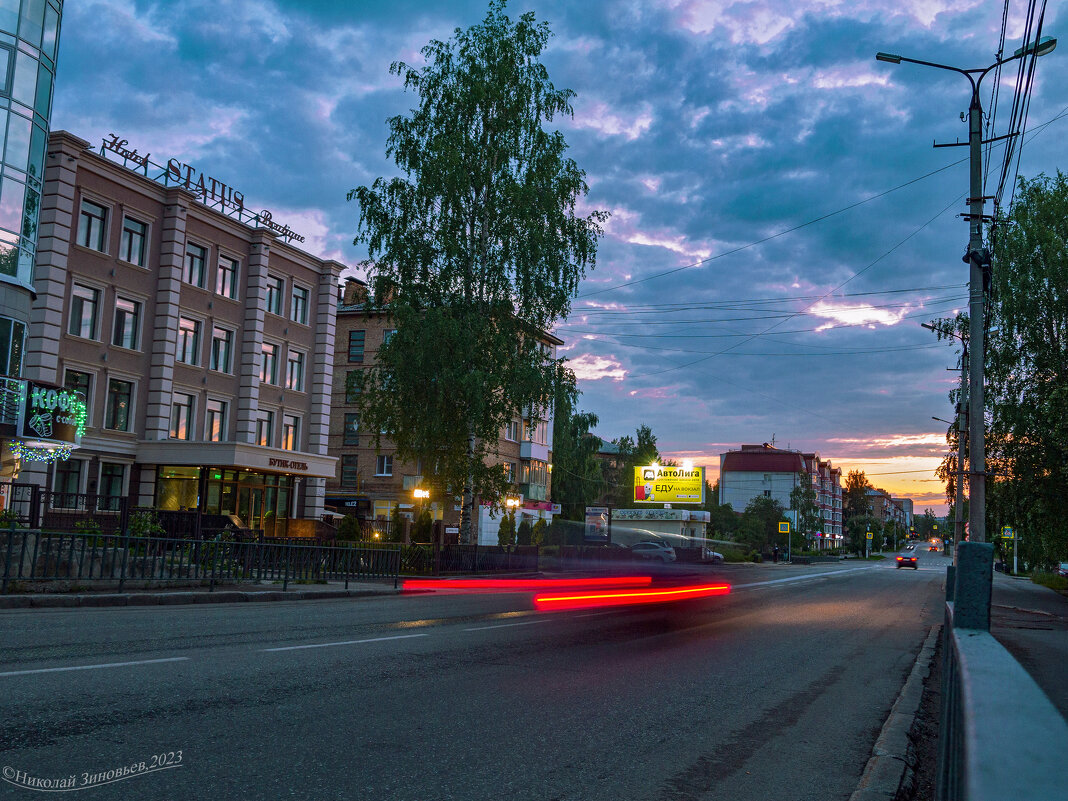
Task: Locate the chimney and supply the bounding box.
[342,277,368,306]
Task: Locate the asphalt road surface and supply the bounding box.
[0,551,950,801]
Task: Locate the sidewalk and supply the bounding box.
[990,572,1068,719]
[0,580,401,609]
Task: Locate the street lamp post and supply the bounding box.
[878,36,1057,543]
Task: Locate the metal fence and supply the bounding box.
[1,529,401,593]
[937,542,1068,801]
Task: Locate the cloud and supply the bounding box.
[570,354,628,381]
[569,100,655,140]
[809,300,913,331]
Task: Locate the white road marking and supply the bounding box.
[261,633,428,652]
[733,566,877,590]
[464,619,551,631]
[0,657,189,678]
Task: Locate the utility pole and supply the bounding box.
[955,348,967,551]
[876,37,1059,545]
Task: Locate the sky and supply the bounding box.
[52,1,1067,514]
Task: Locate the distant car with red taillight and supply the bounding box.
[896,553,919,569]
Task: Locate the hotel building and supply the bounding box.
[18,130,342,534]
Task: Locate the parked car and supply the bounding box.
[631,541,676,563]
[701,547,724,564]
[1056,562,1068,578]
[896,553,919,569]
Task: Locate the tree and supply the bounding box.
[531,518,547,546]
[843,470,872,523]
[984,172,1068,568]
[549,384,604,520]
[516,518,533,546]
[350,1,608,542]
[738,495,785,552]
[914,508,939,540]
[845,515,880,555]
[790,474,821,546]
[607,424,662,508]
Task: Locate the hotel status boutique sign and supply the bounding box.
[100,134,305,244]
[633,465,705,505]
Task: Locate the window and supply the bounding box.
[282,414,299,450]
[210,327,233,373]
[764,490,772,498]
[261,342,278,385]
[343,413,359,446]
[505,420,519,442]
[64,370,92,422]
[54,458,83,496]
[0,316,25,377]
[345,371,361,403]
[256,410,274,447]
[99,463,125,509]
[340,456,359,489]
[184,244,207,287]
[205,399,228,442]
[383,329,396,345]
[120,217,148,266]
[177,317,201,365]
[519,459,547,486]
[170,393,194,440]
[291,285,309,325]
[77,200,107,251]
[347,330,365,363]
[216,257,238,299]
[503,462,516,483]
[111,297,141,350]
[104,378,132,432]
[286,350,304,391]
[265,275,284,315]
[68,284,99,339]
[375,454,393,476]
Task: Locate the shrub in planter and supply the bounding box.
[497,512,516,547]
[531,519,547,546]
[337,515,361,541]
[128,511,165,539]
[516,518,533,547]
[412,508,433,542]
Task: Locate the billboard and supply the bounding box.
[633,465,704,504]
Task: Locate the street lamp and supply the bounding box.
[880,37,1058,542]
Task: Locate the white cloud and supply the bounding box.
[809,300,912,331]
[570,100,655,141]
[570,354,628,381]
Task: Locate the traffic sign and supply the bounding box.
[1001,526,1015,539]
[778,522,790,534]
[866,532,873,539]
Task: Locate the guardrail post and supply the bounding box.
[283,544,290,592]
[953,542,993,630]
[118,531,129,592]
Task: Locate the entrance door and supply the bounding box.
[238,487,264,529]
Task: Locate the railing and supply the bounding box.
[1,529,401,593]
[937,542,1068,801]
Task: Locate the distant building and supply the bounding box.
[719,444,844,549]
[326,278,560,544]
[867,488,909,534]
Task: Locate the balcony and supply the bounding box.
[519,482,547,501]
[520,441,550,462]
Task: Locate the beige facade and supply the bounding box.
[326,278,558,543]
[18,131,342,533]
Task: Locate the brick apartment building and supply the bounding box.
[325,278,560,544]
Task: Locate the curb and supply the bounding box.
[0,586,400,609]
[849,624,941,801]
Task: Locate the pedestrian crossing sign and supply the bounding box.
[778,522,790,534]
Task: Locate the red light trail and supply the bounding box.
[533,583,731,611]
[402,576,654,593]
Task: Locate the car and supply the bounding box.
[701,547,724,565]
[896,553,919,569]
[630,541,676,563]
[1057,562,1068,578]
[929,546,938,552]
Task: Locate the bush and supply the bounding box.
[337,515,361,541]
[722,548,749,563]
[74,518,103,538]
[749,550,762,563]
[497,512,516,547]
[516,518,533,547]
[531,519,547,546]
[0,509,20,529]
[412,508,433,542]
[127,510,164,539]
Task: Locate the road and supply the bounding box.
[0,551,950,801]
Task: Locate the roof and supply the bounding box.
[721,449,805,474]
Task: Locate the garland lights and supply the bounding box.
[10,441,74,463]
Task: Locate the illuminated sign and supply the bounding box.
[101,133,305,243]
[19,380,85,445]
[268,457,308,471]
[633,465,704,505]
